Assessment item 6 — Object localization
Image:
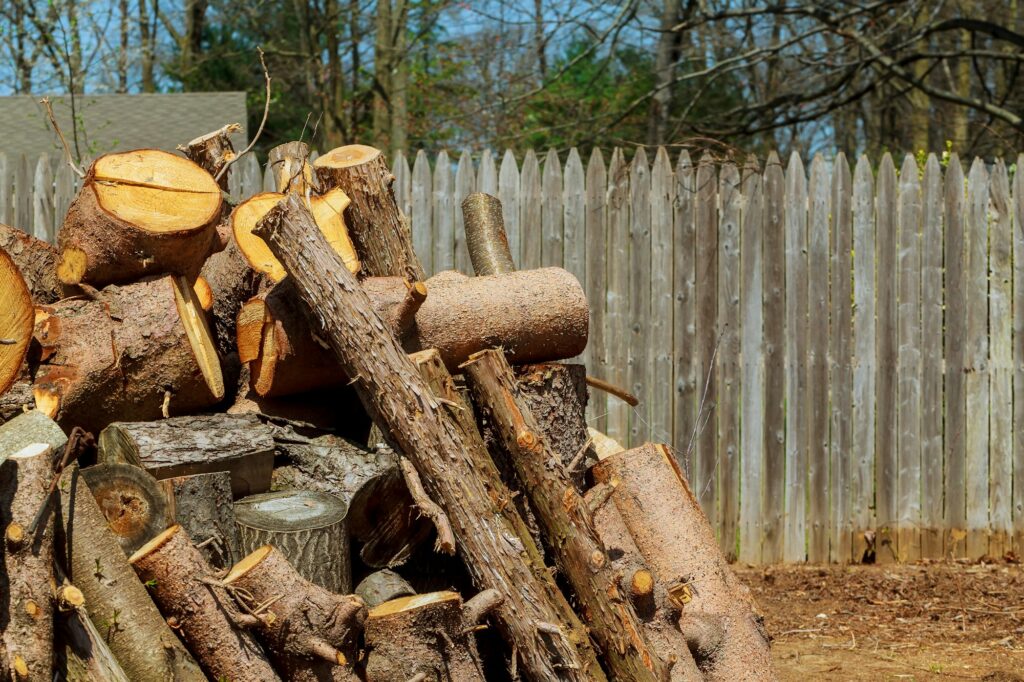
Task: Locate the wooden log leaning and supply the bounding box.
[160,471,240,568]
[268,141,318,196]
[129,525,280,682]
[254,194,607,681]
[593,443,777,681]
[224,545,367,682]
[462,192,516,275]
[1,443,54,682]
[56,466,207,682]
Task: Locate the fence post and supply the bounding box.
[628,148,652,448]
[32,154,54,243]
[989,159,1013,559]
[454,149,475,274]
[412,150,433,274]
[584,149,607,431]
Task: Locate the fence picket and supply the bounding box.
[454,150,475,274]
[673,151,697,478]
[478,149,497,195]
[563,149,586,283]
[629,148,652,447]
[499,150,521,266]
[412,150,433,273]
[807,154,830,563]
[520,150,542,270]
[606,149,630,445]
[718,161,741,556]
[585,149,608,430]
[393,150,412,220]
[784,152,807,562]
[14,153,31,232]
[240,154,262,199]
[695,154,719,536]
[32,154,54,243]
[990,160,1012,559]
[432,150,454,273]
[53,161,76,231]
[0,154,9,226]
[650,147,674,447]
[1014,154,1024,556]
[542,149,563,268]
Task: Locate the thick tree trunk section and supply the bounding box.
[462,192,515,275]
[253,195,606,681]
[0,223,63,303]
[56,466,206,682]
[268,142,318,195]
[234,489,351,593]
[57,150,222,286]
[0,410,68,466]
[0,246,33,398]
[364,592,486,682]
[79,463,167,554]
[129,525,279,682]
[160,471,240,568]
[180,123,239,191]
[1,443,54,682]
[33,276,223,433]
[98,414,274,498]
[56,599,131,682]
[464,349,670,681]
[355,570,416,608]
[313,145,425,281]
[224,545,367,682]
[592,443,777,680]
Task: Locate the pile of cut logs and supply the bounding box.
[0,130,776,681]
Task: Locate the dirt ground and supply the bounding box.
[734,560,1024,680]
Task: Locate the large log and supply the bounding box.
[0,410,68,465]
[0,246,33,398]
[129,525,280,682]
[57,150,222,286]
[593,443,777,680]
[160,471,240,569]
[1,223,63,303]
[1,443,54,682]
[33,275,224,432]
[254,195,606,681]
[80,463,168,554]
[56,466,207,682]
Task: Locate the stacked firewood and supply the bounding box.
[0,130,776,681]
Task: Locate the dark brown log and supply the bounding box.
[268,141,318,195]
[462,192,515,276]
[0,246,33,398]
[56,150,222,286]
[592,443,777,680]
[129,525,280,682]
[1,443,54,682]
[234,489,351,593]
[355,570,416,609]
[80,463,167,554]
[364,591,487,682]
[98,413,274,497]
[313,145,425,281]
[160,471,240,569]
[32,275,224,433]
[55,466,206,682]
[1,223,64,303]
[0,410,68,464]
[179,123,240,191]
[463,348,671,681]
[224,545,367,681]
[253,195,606,681]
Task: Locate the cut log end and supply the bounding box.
[129,524,182,564]
[0,248,33,395]
[55,247,88,286]
[193,276,213,312]
[314,144,382,170]
[369,591,461,619]
[171,275,224,400]
[223,543,273,583]
[84,463,169,554]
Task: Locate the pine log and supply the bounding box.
[355,570,416,609]
[0,410,68,466]
[268,141,318,195]
[224,545,367,682]
[79,463,167,554]
[179,123,240,191]
[56,598,131,682]
[313,145,425,280]
[129,525,280,682]
[462,192,515,276]
[1,443,54,681]
[159,471,240,569]
[253,195,606,681]
[0,246,33,398]
[1,223,64,303]
[57,150,222,286]
[234,489,351,593]
[592,443,777,680]
[364,592,488,682]
[98,413,274,497]
[33,275,224,432]
[464,348,672,681]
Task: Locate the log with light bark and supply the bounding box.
[32,275,223,432]
[179,123,240,191]
[1,443,54,682]
[56,465,206,682]
[462,192,515,276]
[313,145,425,280]
[79,463,167,554]
[98,413,274,497]
[364,591,494,682]
[234,489,351,593]
[268,141,318,195]
[56,150,222,286]
[129,525,280,682]
[223,544,367,681]
[160,471,240,568]
[0,246,33,399]
[0,409,68,467]
[592,443,777,680]
[355,570,416,609]
[254,195,606,681]
[1,223,64,303]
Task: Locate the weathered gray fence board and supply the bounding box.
[477,149,497,196]
[673,151,697,478]
[629,148,652,445]
[605,149,630,444]
[520,149,542,270]
[32,155,54,242]
[14,153,31,232]
[695,154,719,535]
[784,152,807,562]
[542,148,563,269]
[432,150,454,273]
[585,149,608,431]
[1015,154,1024,556]
[53,161,76,230]
[412,150,433,273]
[563,149,586,286]
[718,161,741,558]
[393,150,412,222]
[989,159,1013,559]
[650,148,674,447]
[454,149,475,274]
[499,150,521,266]
[965,158,989,560]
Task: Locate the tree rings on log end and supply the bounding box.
[83,463,168,554]
[0,248,33,395]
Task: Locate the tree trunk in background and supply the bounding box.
[647,1,682,146]
[323,0,345,147]
[390,0,408,152]
[534,0,547,81]
[118,0,129,92]
[908,57,931,152]
[138,0,156,92]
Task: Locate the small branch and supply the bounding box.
[567,436,594,473]
[399,457,456,555]
[462,588,504,627]
[29,426,90,536]
[39,97,85,178]
[0,338,15,345]
[394,280,428,337]
[585,482,615,515]
[585,375,639,407]
[215,48,271,183]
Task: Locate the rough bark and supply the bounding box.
[199,229,269,361]
[462,192,515,276]
[224,545,367,682]
[57,150,221,286]
[56,465,206,681]
[0,222,63,303]
[0,246,33,398]
[129,525,279,682]
[253,195,606,681]
[79,463,167,555]
[0,381,33,427]
[179,123,239,191]
[1,443,54,682]
[355,570,416,609]
[313,145,425,281]
[268,141,318,195]
[33,275,224,433]
[98,413,274,498]
[592,443,777,680]
[364,592,487,682]
[234,489,351,593]
[464,348,671,681]
[55,597,131,682]
[0,410,68,467]
[160,471,240,569]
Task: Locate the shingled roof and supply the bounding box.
[0,92,248,158]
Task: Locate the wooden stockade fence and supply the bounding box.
[5,147,1024,566]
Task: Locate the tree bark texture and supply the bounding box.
[0,222,64,303]
[80,462,168,555]
[98,413,274,498]
[313,145,425,281]
[224,545,367,682]
[355,570,416,609]
[253,195,606,681]
[160,471,240,568]
[0,381,33,427]
[55,599,131,682]
[199,229,269,361]
[268,141,318,195]
[234,489,351,594]
[462,192,516,276]
[180,123,239,191]
[592,443,777,680]
[464,349,670,681]
[129,525,280,682]
[56,466,206,682]
[0,410,68,467]
[1,443,54,682]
